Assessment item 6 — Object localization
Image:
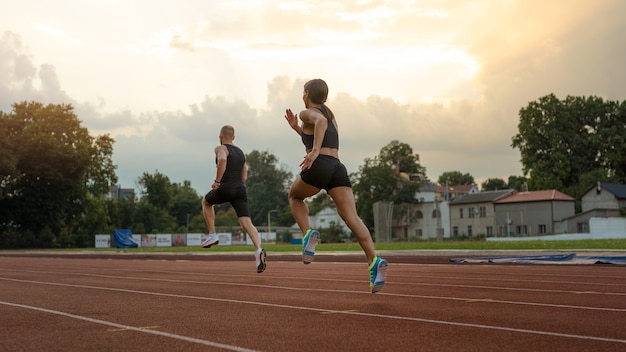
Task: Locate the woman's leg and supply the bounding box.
[328,186,377,264]
[288,176,321,233]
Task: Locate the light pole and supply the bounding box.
[267,209,279,235]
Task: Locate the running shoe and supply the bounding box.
[256,248,267,273]
[200,233,219,248]
[302,229,320,264]
[369,256,388,293]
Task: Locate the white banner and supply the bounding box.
[95,234,111,248]
[186,233,203,246]
[156,234,172,247]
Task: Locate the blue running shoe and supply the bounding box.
[302,229,320,264]
[369,256,388,293]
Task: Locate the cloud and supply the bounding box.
[2,0,626,192]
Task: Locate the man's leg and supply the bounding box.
[201,197,219,248]
[238,216,267,273]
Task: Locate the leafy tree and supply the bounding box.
[245,150,292,226]
[507,175,528,192]
[169,180,201,229]
[307,192,334,215]
[138,171,173,210]
[132,202,176,233]
[481,178,508,191]
[352,141,425,229]
[511,94,624,201]
[0,102,117,248]
[352,158,395,228]
[319,221,349,243]
[437,171,475,186]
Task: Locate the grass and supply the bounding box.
[24,238,626,253]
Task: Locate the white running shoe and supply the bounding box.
[200,233,219,248]
[256,248,267,273]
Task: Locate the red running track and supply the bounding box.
[1,252,625,351]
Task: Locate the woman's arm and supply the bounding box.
[284,108,302,135]
[298,108,327,170]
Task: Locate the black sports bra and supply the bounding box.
[301,107,339,150]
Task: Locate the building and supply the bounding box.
[106,185,135,201]
[434,184,479,201]
[449,189,515,237]
[557,182,626,233]
[494,190,575,236]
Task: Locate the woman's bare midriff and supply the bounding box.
[306,147,339,159]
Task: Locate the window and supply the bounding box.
[415,211,423,219]
[486,226,493,236]
[453,226,458,236]
[467,226,473,237]
[459,208,463,219]
[416,229,423,237]
[468,207,475,218]
[538,224,547,234]
[432,210,440,218]
[479,206,486,217]
[516,225,528,235]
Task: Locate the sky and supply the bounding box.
[2,0,626,195]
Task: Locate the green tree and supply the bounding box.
[352,141,425,229]
[352,158,395,229]
[245,150,292,226]
[507,175,528,192]
[437,171,475,186]
[307,192,334,215]
[138,171,173,210]
[481,178,508,191]
[511,94,623,201]
[0,102,117,248]
[169,180,201,231]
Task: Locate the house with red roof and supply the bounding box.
[493,190,575,236]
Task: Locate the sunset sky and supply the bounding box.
[2,0,625,194]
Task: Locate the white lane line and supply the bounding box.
[2,277,626,345]
[0,300,257,352]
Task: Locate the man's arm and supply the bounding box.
[213,145,228,187]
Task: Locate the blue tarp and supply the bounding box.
[450,253,626,265]
[113,229,138,248]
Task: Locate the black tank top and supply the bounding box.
[301,107,339,150]
[216,144,245,183]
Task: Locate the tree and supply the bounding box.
[352,141,425,229]
[169,180,201,230]
[507,175,528,192]
[437,171,474,186]
[244,150,292,226]
[481,178,508,191]
[511,94,624,201]
[138,171,173,210]
[0,102,117,248]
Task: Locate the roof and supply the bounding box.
[597,183,626,199]
[495,190,574,204]
[450,190,515,205]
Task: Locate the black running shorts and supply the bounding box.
[204,182,250,218]
[300,155,352,191]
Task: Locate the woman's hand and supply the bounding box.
[300,149,319,170]
[284,109,299,130]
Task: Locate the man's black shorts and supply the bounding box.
[204,181,250,217]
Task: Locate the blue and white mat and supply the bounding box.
[450,253,626,264]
